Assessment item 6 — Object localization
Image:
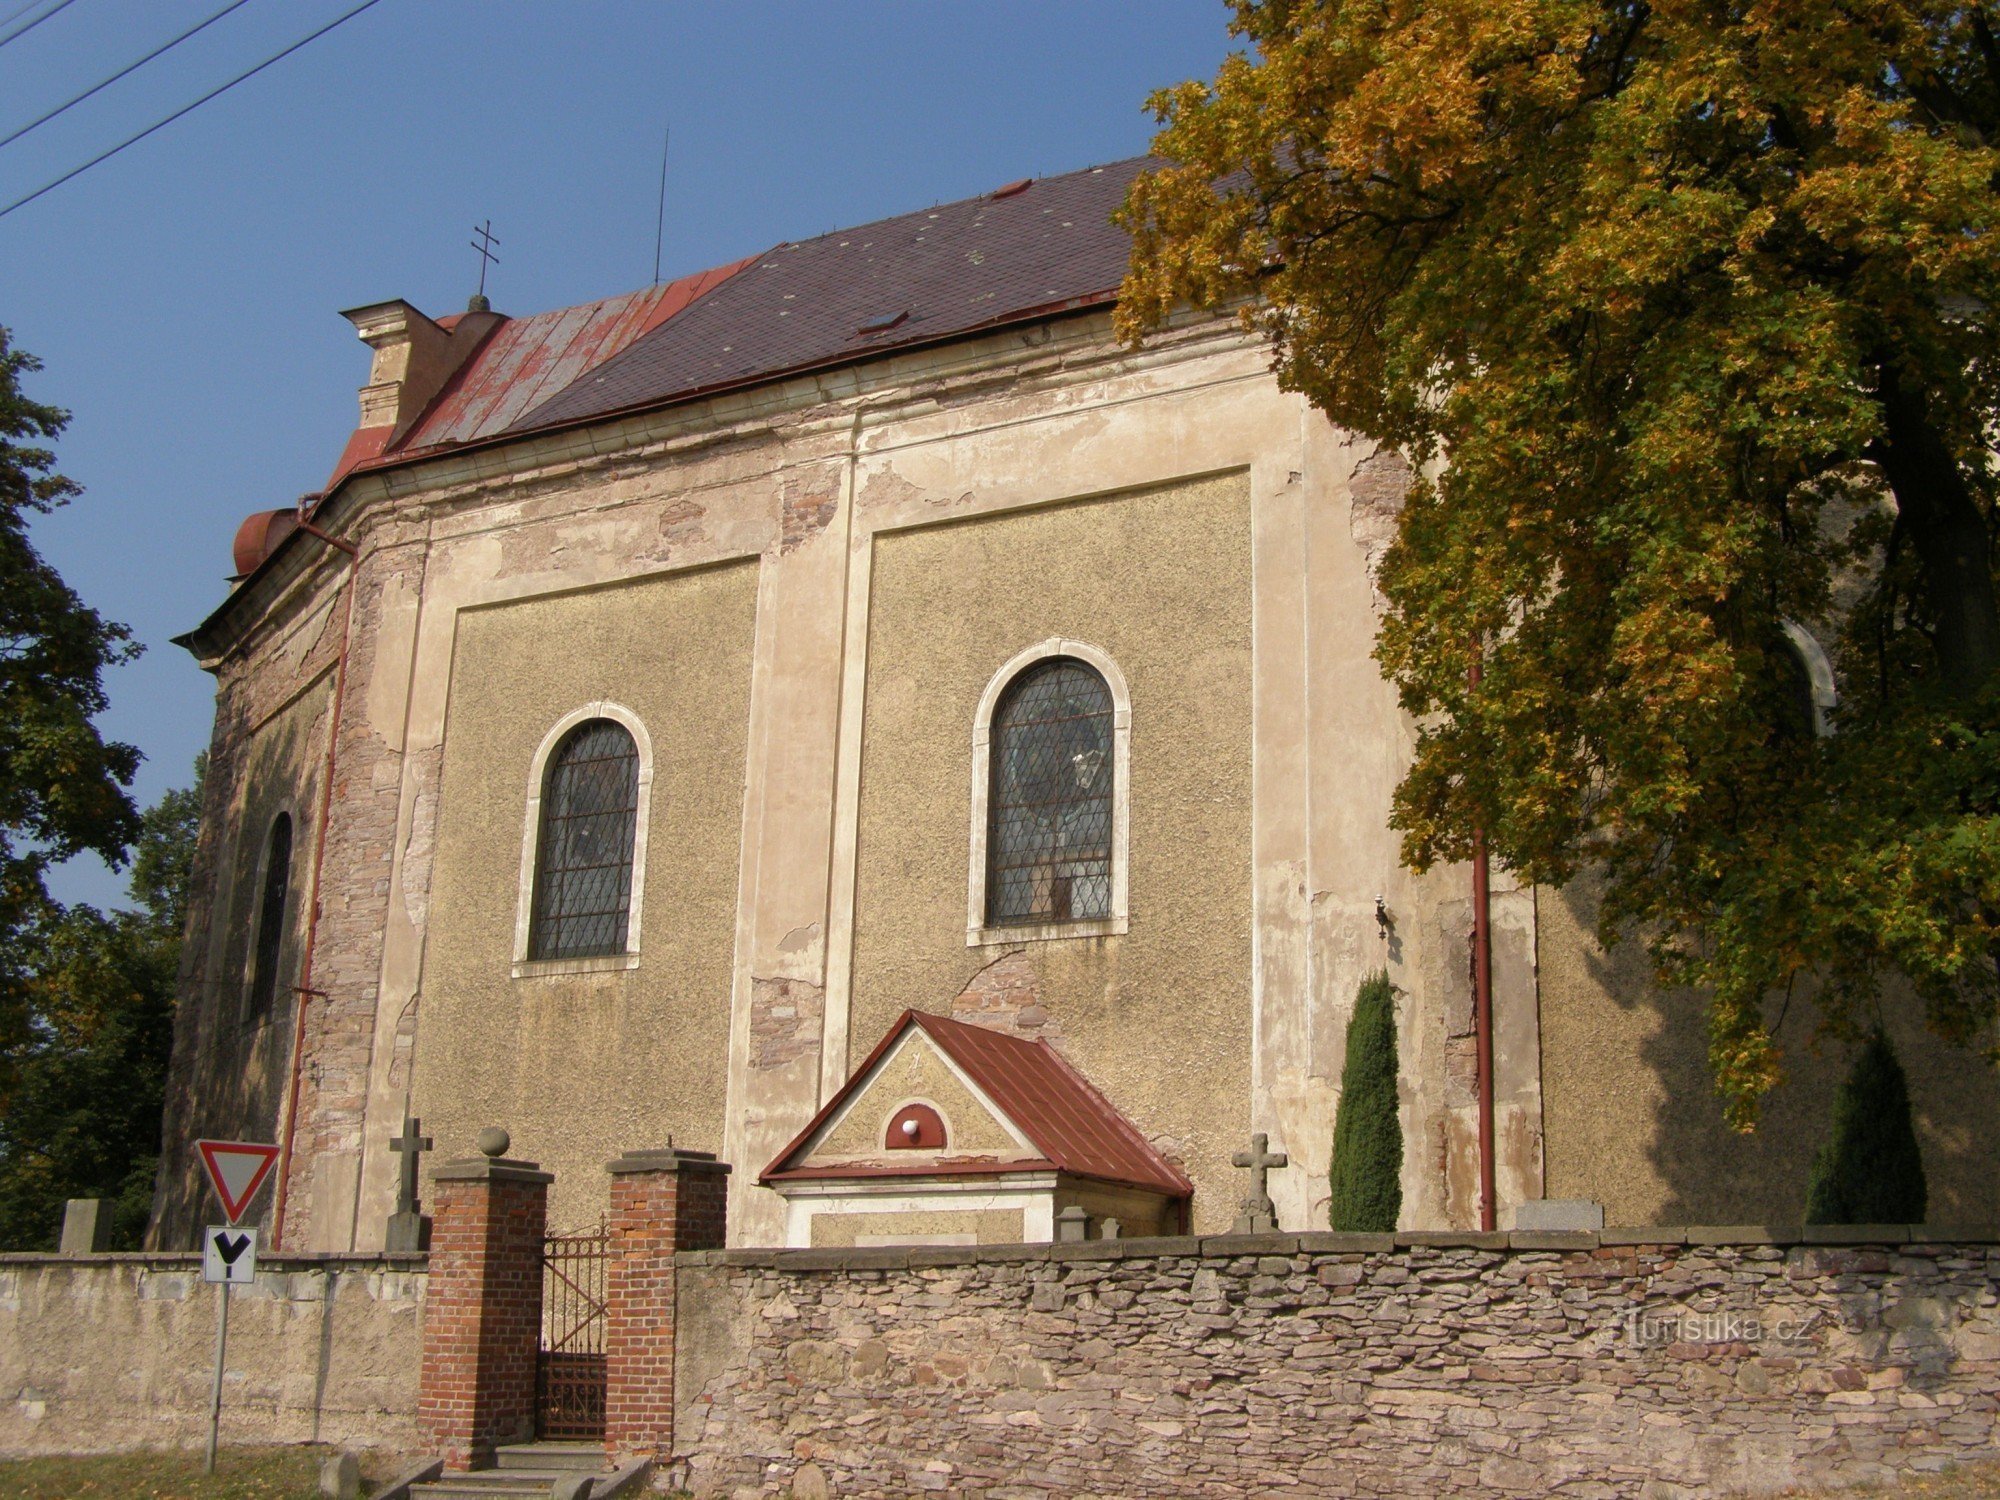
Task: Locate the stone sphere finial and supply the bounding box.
[476,1126,510,1159]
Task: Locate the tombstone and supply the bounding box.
[1231,1132,1288,1234]
[60,1198,115,1254]
[385,1114,433,1252]
[1100,1217,1122,1240]
[318,1451,360,1500]
[1055,1205,1090,1243]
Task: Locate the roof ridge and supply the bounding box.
[761,154,1151,255]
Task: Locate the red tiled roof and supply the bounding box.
[403,262,753,452]
[761,1009,1192,1200]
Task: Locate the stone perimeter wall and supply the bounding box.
[674,1230,2000,1499]
[0,1252,425,1459]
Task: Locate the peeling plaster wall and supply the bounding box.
[414,564,758,1232]
[846,475,1256,1233]
[1539,872,2000,1227]
[153,669,330,1248]
[169,312,1585,1251]
[0,1253,423,1458]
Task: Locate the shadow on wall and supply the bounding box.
[1539,871,2000,1227]
[151,701,320,1250]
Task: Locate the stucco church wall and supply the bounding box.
[1539,873,2000,1227]
[848,473,1254,1234]
[0,1252,423,1458]
[153,672,330,1247]
[674,1233,2000,1498]
[417,562,758,1232]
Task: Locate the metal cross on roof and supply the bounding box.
[389,1114,432,1217]
[1231,1131,1288,1234]
[469,219,500,312]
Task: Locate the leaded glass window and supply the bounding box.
[987,658,1114,926]
[528,720,640,960]
[248,812,292,1021]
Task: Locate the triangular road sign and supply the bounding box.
[196,1140,281,1224]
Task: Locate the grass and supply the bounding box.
[0,1446,379,1500]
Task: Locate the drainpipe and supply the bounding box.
[270,511,359,1251]
[1469,649,1496,1233]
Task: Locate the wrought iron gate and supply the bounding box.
[537,1221,608,1440]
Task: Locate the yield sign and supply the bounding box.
[195,1140,280,1224]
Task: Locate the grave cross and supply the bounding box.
[1231,1131,1288,1234]
[389,1114,432,1217]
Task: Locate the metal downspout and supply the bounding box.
[1470,649,1496,1232]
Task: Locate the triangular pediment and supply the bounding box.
[779,1022,1040,1175]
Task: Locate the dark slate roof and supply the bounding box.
[762,1009,1193,1200]
[514,156,1150,433]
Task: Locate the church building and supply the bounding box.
[151,157,2000,1254]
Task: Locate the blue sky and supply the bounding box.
[4,0,1240,909]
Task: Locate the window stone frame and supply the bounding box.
[241,804,298,1029]
[966,638,1131,947]
[512,701,654,978]
[1779,620,1838,738]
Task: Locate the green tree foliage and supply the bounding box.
[1119,2,2000,1126]
[1328,971,1402,1232]
[0,327,142,1100]
[0,762,201,1249]
[0,328,164,1249]
[1804,1029,1928,1224]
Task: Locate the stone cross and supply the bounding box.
[390,1114,433,1216]
[1231,1132,1288,1234]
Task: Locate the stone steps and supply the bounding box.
[410,1442,613,1500]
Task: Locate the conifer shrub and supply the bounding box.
[1328,970,1402,1232]
[1803,1029,1928,1225]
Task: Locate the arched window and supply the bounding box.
[246,812,293,1022]
[987,657,1116,925]
[1778,620,1837,738]
[527,719,642,961]
[967,640,1131,944]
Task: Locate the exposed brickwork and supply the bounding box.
[151,560,348,1247]
[603,1149,729,1467]
[1345,447,1412,615]
[950,950,1060,1042]
[673,1232,2000,1497]
[778,469,839,554]
[417,1164,549,1470]
[278,522,432,1250]
[748,978,825,1072]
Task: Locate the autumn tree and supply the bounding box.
[1119,2,2000,1125]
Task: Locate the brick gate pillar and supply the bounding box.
[603,1146,731,1468]
[417,1128,552,1471]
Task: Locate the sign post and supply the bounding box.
[193,1141,280,1474]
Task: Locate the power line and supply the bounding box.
[0,0,48,30]
[0,0,259,153]
[0,0,387,222]
[0,0,80,50]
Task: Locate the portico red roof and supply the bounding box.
[761,1009,1192,1200]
